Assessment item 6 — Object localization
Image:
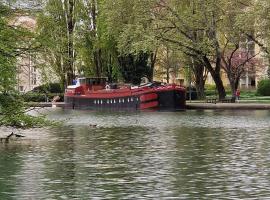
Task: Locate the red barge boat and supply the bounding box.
[64,77,186,111]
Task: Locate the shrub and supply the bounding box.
[204,90,216,96]
[32,83,64,93]
[204,84,216,91]
[0,93,51,128]
[22,92,64,102]
[257,79,270,96]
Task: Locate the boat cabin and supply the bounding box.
[66,77,108,93]
[76,77,107,87]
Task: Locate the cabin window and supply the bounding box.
[114,100,116,103]
[101,100,103,104]
[94,100,96,104]
[107,100,109,104]
[131,98,133,102]
[79,78,86,85]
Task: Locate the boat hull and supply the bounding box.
[64,88,186,111]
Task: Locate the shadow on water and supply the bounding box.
[1,109,270,199]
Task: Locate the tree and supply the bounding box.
[37,0,79,87]
[77,0,120,81]
[154,46,182,84]
[0,2,48,128]
[101,0,158,83]
[222,50,262,96]
[238,0,270,63]
[103,0,227,99]
[189,57,208,99]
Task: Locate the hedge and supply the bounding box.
[32,83,64,93]
[22,92,64,102]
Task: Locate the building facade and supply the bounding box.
[12,15,42,92]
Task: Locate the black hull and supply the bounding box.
[64,90,186,111]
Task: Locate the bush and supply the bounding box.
[257,79,270,96]
[204,84,216,91]
[32,83,64,93]
[22,92,64,102]
[205,90,216,96]
[0,93,51,128]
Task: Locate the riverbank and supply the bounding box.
[0,126,50,143]
[186,102,270,110]
[27,102,65,108]
[27,101,270,110]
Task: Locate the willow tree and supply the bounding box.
[102,0,158,84]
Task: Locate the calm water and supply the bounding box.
[1,109,270,199]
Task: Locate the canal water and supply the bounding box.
[1,109,270,199]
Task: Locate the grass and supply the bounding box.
[203,89,270,103]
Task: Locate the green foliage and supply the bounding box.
[0,2,53,128]
[0,4,19,92]
[205,84,216,91]
[32,83,64,93]
[257,79,270,96]
[205,90,217,96]
[22,92,64,102]
[0,93,50,128]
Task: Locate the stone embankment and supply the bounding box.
[186,102,270,110]
[27,102,270,110]
[27,102,65,108]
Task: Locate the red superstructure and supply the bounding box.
[64,77,186,111]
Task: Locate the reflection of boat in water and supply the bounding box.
[64,77,186,111]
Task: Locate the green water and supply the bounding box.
[1,109,270,199]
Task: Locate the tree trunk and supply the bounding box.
[203,56,226,99]
[66,0,76,85]
[213,72,226,99]
[93,50,102,77]
[166,68,169,83]
[148,51,157,82]
[192,60,206,99]
[229,79,236,97]
[194,73,205,99]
